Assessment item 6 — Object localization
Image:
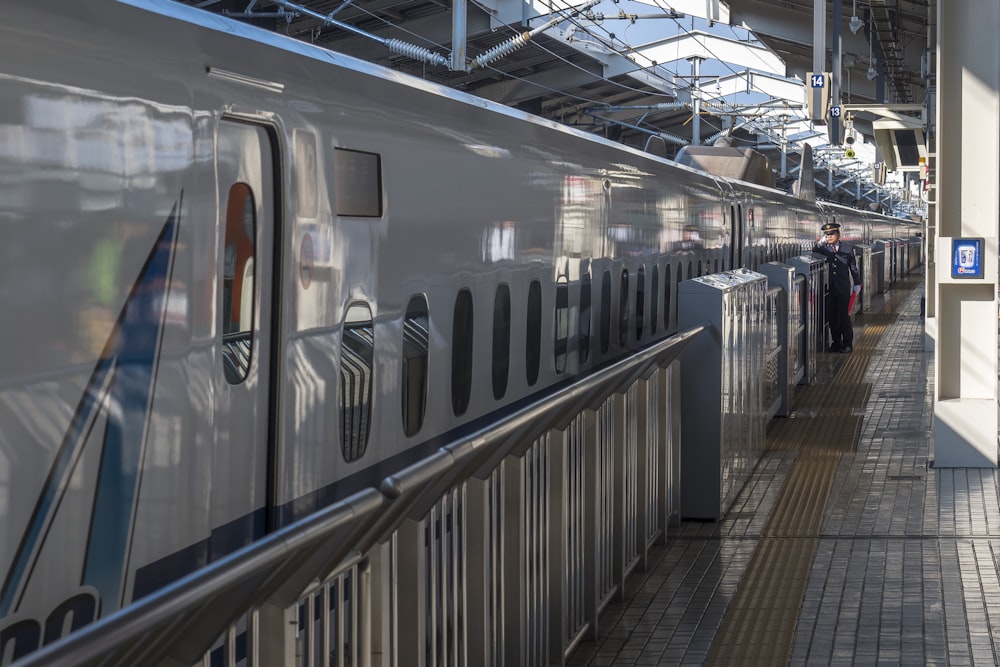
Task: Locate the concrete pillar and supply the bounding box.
[933,0,999,466]
[923,0,937,350]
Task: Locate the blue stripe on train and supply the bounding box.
[82,206,180,610]
[0,199,180,617]
[0,359,115,616]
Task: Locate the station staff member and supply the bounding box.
[813,222,861,353]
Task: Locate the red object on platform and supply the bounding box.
[848,289,859,313]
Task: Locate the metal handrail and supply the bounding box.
[364,324,710,546]
[17,324,708,667]
[18,488,386,667]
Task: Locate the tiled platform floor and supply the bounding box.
[568,276,1000,666]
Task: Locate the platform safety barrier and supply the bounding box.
[18,326,706,667]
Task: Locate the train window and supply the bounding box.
[402,295,429,437]
[729,205,738,269]
[294,130,318,219]
[635,266,645,341]
[340,303,374,462]
[334,148,383,217]
[554,276,569,374]
[221,183,256,385]
[526,279,542,386]
[650,265,659,336]
[579,272,592,364]
[492,284,511,400]
[600,270,612,354]
[618,269,629,346]
[687,262,693,280]
[674,266,682,329]
[736,205,745,267]
[663,264,671,331]
[697,260,703,277]
[451,289,474,416]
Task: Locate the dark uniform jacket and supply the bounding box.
[813,242,861,296]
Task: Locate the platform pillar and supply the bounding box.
[932,0,999,467]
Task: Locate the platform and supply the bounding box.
[568,274,1000,665]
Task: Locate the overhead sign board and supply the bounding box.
[806,72,830,125]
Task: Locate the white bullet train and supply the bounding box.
[0,0,919,659]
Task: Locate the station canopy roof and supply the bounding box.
[175,0,931,217]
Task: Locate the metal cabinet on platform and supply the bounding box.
[759,261,807,418]
[787,254,826,375]
[869,242,886,294]
[678,269,767,520]
[853,244,873,312]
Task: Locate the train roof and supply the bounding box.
[116,0,737,188]
[674,144,776,189]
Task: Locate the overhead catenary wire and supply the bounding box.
[273,0,824,135]
[280,0,689,109]
[471,0,602,69]
[270,0,450,67]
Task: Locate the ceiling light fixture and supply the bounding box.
[849,0,863,34]
[865,15,877,81]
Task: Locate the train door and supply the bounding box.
[213,118,279,558]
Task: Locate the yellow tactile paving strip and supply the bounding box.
[705,278,918,666]
[790,384,872,415]
[707,424,862,664]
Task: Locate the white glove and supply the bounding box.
[852,285,861,294]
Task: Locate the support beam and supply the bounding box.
[924,0,938,349]
[689,55,704,146]
[812,0,826,74]
[830,0,842,144]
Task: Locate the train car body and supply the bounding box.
[0,0,919,658]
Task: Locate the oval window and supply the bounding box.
[663,264,672,331]
[579,272,592,364]
[600,270,612,354]
[618,268,629,346]
[452,289,474,416]
[341,303,374,462]
[650,265,659,337]
[526,280,542,386]
[635,265,645,341]
[492,284,511,400]
[402,295,429,437]
[554,276,569,374]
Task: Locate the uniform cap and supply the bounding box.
[821,222,841,234]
